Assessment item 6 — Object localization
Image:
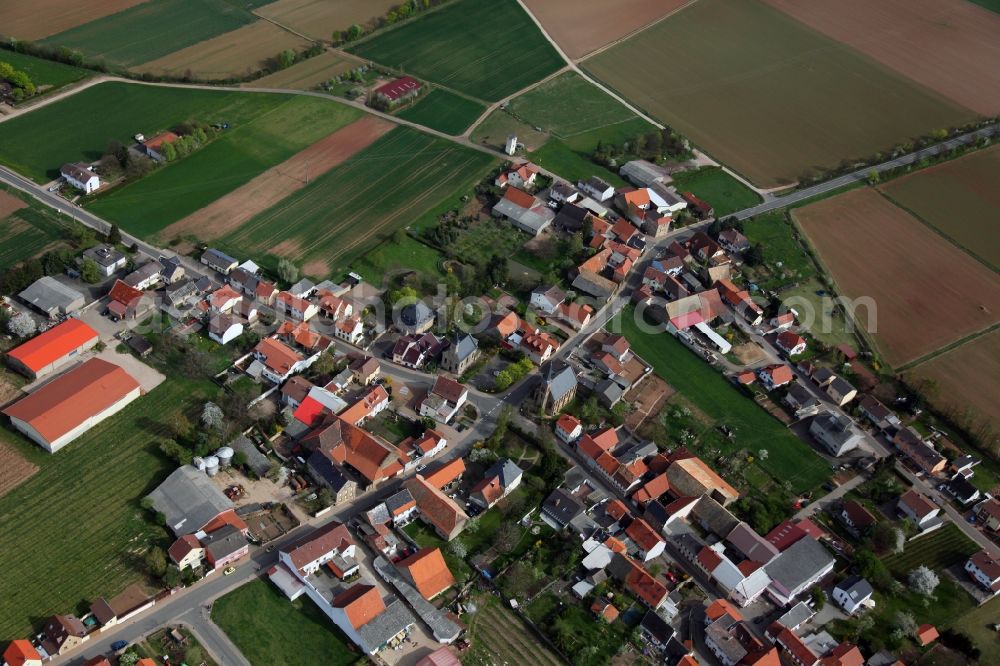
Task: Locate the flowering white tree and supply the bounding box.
[201,401,224,430]
[908,566,940,596]
[7,312,36,338]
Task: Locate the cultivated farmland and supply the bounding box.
[793,188,1000,367]
[584,0,977,186]
[40,0,260,68]
[256,0,399,42]
[465,593,562,666]
[507,71,644,139]
[764,0,1000,116]
[347,0,564,102]
[906,328,1000,433]
[879,145,1000,269]
[0,187,72,266]
[88,95,364,239]
[0,377,215,638]
[0,81,290,181]
[249,50,359,90]
[620,307,830,493]
[134,21,312,80]
[396,89,486,135]
[0,0,147,40]
[212,580,356,666]
[220,127,497,277]
[523,0,688,60]
[162,115,394,243]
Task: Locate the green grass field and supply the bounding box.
[951,596,1000,658]
[671,167,761,218]
[220,126,497,277]
[529,139,627,188]
[396,88,486,135]
[347,0,564,101]
[212,579,358,666]
[884,523,979,575]
[0,188,72,265]
[507,71,645,139]
[40,0,259,68]
[968,0,1000,12]
[584,0,977,186]
[0,50,89,92]
[88,96,362,238]
[878,145,1000,270]
[0,82,295,181]
[742,211,817,289]
[619,307,829,493]
[350,235,444,285]
[0,376,216,638]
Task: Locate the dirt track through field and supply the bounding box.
[0,191,27,219]
[0,0,148,40]
[764,0,1000,116]
[523,0,688,60]
[794,188,1000,367]
[161,115,394,242]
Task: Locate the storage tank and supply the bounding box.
[192,456,206,472]
[215,446,234,468]
[204,455,220,477]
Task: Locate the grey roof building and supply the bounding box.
[595,378,624,407]
[385,489,415,516]
[18,276,85,318]
[146,465,234,537]
[572,270,617,300]
[230,435,271,477]
[535,362,578,414]
[201,248,238,275]
[541,489,585,529]
[809,411,863,457]
[372,556,460,644]
[833,574,873,614]
[165,279,198,306]
[552,202,589,232]
[289,278,316,298]
[201,523,247,563]
[332,586,416,655]
[123,259,163,289]
[81,244,126,275]
[159,256,185,283]
[784,381,820,418]
[765,536,835,605]
[776,601,815,631]
[441,333,479,374]
[398,301,435,335]
[620,160,670,187]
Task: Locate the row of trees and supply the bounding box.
[331,0,446,45]
[592,128,690,168]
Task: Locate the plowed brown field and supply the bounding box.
[134,21,311,79]
[0,191,27,219]
[161,115,394,242]
[0,0,148,40]
[256,0,398,41]
[764,0,1000,116]
[906,328,1000,430]
[249,50,359,90]
[793,188,1000,367]
[524,0,689,59]
[0,439,38,498]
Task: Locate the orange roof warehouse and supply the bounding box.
[2,358,142,453]
[5,319,100,380]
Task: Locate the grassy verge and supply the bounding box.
[671,166,762,218]
[0,50,89,94]
[211,579,358,666]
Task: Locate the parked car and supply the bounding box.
[223,566,237,575]
[111,640,128,652]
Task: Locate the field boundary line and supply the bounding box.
[250,10,314,42]
[875,189,998,274]
[897,321,1000,373]
[575,0,701,63]
[462,64,570,138]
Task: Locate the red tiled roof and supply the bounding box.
[760,364,793,386]
[555,413,581,434]
[405,475,468,536]
[293,396,327,427]
[842,500,877,528]
[899,489,936,520]
[332,583,385,629]
[109,279,143,307]
[819,643,864,666]
[503,186,536,209]
[430,375,466,404]
[3,358,139,444]
[4,639,41,665]
[399,547,454,600]
[697,546,723,572]
[916,624,938,646]
[632,472,670,505]
[623,557,668,607]
[706,598,743,622]
[775,626,819,666]
[286,521,353,574]
[777,330,805,351]
[144,131,179,152]
[168,534,201,565]
[605,499,631,522]
[424,458,465,489]
[201,508,248,535]
[625,518,663,552]
[6,319,98,373]
[253,337,303,375]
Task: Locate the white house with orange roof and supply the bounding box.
[210,284,242,314]
[275,291,318,322]
[555,414,583,443]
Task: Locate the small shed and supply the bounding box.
[231,435,271,477]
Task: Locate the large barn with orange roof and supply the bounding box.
[5,319,99,379]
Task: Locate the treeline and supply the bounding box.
[331,0,454,45]
[592,127,691,168]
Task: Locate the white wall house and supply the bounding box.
[61,163,100,194]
